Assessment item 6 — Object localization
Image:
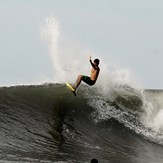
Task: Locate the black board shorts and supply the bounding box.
[82,75,95,86]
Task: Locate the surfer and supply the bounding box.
[74,56,100,92]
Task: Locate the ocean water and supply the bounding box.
[0,84,163,163]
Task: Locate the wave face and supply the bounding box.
[0,84,163,163]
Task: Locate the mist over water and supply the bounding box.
[142,91,163,134]
[40,16,63,82]
[40,16,90,84]
[40,16,140,89]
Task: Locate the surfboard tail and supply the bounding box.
[66,83,76,96]
[66,83,75,91]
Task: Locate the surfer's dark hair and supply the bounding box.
[94,59,100,65]
[91,158,98,163]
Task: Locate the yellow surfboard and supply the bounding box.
[66,83,76,96]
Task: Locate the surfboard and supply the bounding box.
[66,83,76,96]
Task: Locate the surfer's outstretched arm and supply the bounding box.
[89,56,98,70]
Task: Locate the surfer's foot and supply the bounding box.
[72,91,76,96]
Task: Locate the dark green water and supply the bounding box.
[0,84,163,163]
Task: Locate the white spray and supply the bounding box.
[40,16,91,83]
[40,16,65,82]
[142,92,163,133]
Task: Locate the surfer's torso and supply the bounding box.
[90,67,100,81]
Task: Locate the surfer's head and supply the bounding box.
[94,59,100,65]
[91,158,98,163]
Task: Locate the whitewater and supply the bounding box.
[0,16,163,163]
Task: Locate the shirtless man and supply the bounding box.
[74,56,100,93]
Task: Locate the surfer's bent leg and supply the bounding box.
[74,74,83,91]
[74,75,95,91]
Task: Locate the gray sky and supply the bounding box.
[0,0,163,88]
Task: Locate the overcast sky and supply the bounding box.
[0,0,163,89]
